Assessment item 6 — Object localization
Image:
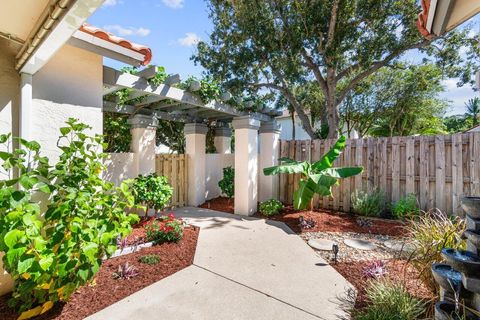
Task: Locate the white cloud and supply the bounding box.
[440,78,479,115]
[162,0,184,9]
[104,25,151,37]
[177,32,201,46]
[102,0,118,7]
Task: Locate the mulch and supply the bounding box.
[0,227,199,320]
[332,259,435,309]
[200,197,407,237]
[199,197,234,214]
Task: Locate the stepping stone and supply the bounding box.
[308,239,336,251]
[344,239,377,251]
[384,240,415,253]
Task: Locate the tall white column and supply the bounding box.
[232,116,260,216]
[185,123,208,206]
[19,73,32,141]
[259,120,281,202]
[128,114,158,176]
[214,125,232,154]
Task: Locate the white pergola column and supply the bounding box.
[185,123,208,206]
[214,125,232,154]
[259,120,281,202]
[19,73,33,141]
[232,116,260,216]
[128,114,158,176]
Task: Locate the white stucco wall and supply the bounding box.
[277,115,312,141]
[31,44,103,162]
[205,153,235,200]
[104,153,137,185]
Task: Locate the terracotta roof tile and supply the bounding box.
[79,23,152,65]
[417,0,435,39]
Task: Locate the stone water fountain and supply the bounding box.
[432,196,480,320]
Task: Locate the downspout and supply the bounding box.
[15,0,73,71]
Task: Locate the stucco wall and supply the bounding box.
[0,39,20,179]
[104,153,137,185]
[32,44,103,162]
[205,153,235,200]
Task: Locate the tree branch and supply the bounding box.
[300,48,328,94]
[326,0,339,49]
[337,39,432,104]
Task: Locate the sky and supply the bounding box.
[88,0,479,116]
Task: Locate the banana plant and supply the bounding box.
[263,136,363,210]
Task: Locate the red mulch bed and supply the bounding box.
[332,259,435,309]
[200,197,234,214]
[201,197,407,237]
[0,227,199,320]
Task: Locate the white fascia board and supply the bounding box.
[426,0,438,33]
[71,30,145,64]
[20,0,105,74]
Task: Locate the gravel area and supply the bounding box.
[301,231,412,262]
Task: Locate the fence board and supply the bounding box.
[278,133,480,214]
[156,154,187,207]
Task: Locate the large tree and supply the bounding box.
[194,0,480,138]
[341,64,448,137]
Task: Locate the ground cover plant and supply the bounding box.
[407,210,466,292]
[0,119,138,319]
[354,279,426,320]
[259,199,283,216]
[145,214,184,244]
[351,188,386,217]
[138,254,161,265]
[392,193,421,220]
[131,173,173,216]
[264,136,363,210]
[218,166,234,199]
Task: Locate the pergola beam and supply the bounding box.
[103,66,272,122]
[103,101,195,123]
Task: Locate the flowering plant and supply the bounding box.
[145,214,184,244]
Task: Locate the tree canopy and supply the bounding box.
[194,0,480,138]
[341,64,448,137]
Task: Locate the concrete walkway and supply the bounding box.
[87,208,354,320]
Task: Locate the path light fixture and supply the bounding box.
[332,244,339,264]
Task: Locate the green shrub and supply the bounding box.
[218,166,234,198]
[131,173,173,214]
[392,194,420,219]
[103,112,131,153]
[0,119,138,318]
[407,210,465,292]
[259,199,283,216]
[355,279,426,320]
[351,188,386,217]
[138,254,161,265]
[145,214,184,244]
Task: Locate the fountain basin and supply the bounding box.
[464,230,480,248]
[435,301,478,320]
[461,196,480,219]
[441,249,480,277]
[432,263,463,291]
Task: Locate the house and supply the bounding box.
[0,0,152,297]
[466,125,480,133]
[0,1,151,164]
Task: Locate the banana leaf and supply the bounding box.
[263,157,309,176]
[311,136,346,172]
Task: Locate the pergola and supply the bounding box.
[102,65,280,124]
[102,66,282,216]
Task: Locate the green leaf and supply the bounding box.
[322,167,364,179]
[34,182,51,193]
[263,157,308,176]
[81,242,99,262]
[19,175,38,189]
[5,247,26,266]
[311,136,347,172]
[39,255,54,271]
[18,257,35,273]
[4,230,24,249]
[59,127,71,136]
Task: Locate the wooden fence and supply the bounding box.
[278,133,480,215]
[155,154,188,207]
